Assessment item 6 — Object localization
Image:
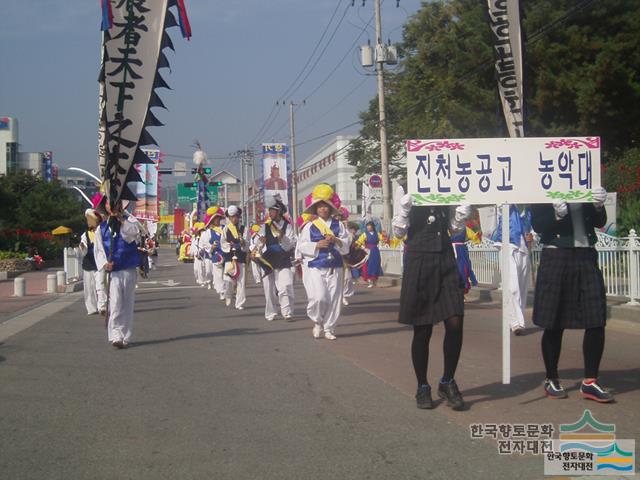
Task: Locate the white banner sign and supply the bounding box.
[406,137,601,205]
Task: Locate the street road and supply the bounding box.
[1,249,638,479]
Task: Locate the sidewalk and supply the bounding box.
[0,268,75,323]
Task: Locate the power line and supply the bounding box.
[245,0,346,147]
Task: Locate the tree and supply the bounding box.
[0,173,85,232]
[349,0,640,181]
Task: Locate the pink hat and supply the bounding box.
[338,206,349,220]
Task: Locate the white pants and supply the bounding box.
[503,246,531,330]
[212,262,225,295]
[224,263,246,308]
[83,269,106,314]
[148,256,155,270]
[303,266,344,334]
[263,267,295,319]
[251,261,262,284]
[194,257,205,285]
[107,268,137,343]
[343,268,355,298]
[203,258,214,286]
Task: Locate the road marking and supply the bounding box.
[0,293,82,342]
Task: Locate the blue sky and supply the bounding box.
[0,0,423,179]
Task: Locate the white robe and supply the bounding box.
[93,217,141,343]
[220,224,249,308]
[297,218,350,334]
[258,219,297,320]
[79,231,107,314]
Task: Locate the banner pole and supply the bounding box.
[501,203,511,384]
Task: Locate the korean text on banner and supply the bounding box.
[406,137,601,205]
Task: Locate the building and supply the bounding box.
[0,116,19,176]
[296,136,394,223]
[57,168,100,206]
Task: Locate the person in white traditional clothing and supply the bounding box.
[297,184,350,340]
[221,205,249,310]
[191,223,207,286]
[199,206,226,297]
[248,224,264,285]
[256,196,297,321]
[79,208,107,315]
[93,201,142,349]
[491,205,534,335]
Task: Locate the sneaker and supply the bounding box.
[236,306,244,310]
[225,298,232,307]
[342,298,349,306]
[312,324,322,339]
[543,378,568,399]
[111,340,124,349]
[324,332,337,340]
[416,384,434,409]
[437,379,465,411]
[266,316,276,322]
[207,283,212,290]
[284,314,293,322]
[512,327,524,336]
[581,380,614,403]
[219,294,225,301]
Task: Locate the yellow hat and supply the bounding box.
[251,224,261,233]
[304,184,339,215]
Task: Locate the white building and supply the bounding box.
[296,136,390,222]
[0,116,19,176]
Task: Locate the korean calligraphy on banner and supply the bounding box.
[406,137,601,205]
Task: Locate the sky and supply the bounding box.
[0,0,424,181]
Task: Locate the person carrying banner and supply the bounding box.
[297,184,350,340]
[257,196,297,321]
[492,205,533,334]
[531,187,613,403]
[200,206,226,296]
[79,208,107,315]
[393,194,472,410]
[94,201,142,349]
[221,205,249,310]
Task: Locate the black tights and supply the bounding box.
[411,316,464,387]
[541,327,605,379]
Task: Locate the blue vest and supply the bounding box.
[209,228,224,262]
[365,230,379,247]
[492,205,532,247]
[100,221,140,271]
[308,219,344,269]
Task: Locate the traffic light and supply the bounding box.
[213,181,223,187]
[203,167,212,174]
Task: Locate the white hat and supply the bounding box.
[226,205,242,217]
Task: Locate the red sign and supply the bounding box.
[369,175,382,188]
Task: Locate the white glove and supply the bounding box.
[592,187,607,208]
[399,193,413,217]
[553,199,568,219]
[454,203,472,223]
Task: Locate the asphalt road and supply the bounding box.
[1,250,637,480]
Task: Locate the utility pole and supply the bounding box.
[288,101,302,232]
[374,0,392,232]
[248,148,257,224]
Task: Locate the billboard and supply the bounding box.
[132,148,160,221]
[42,151,53,182]
[262,143,289,205]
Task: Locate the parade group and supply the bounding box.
[78,182,615,411]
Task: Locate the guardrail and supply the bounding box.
[63,247,82,283]
[379,229,640,305]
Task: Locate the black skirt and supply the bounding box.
[398,249,464,325]
[532,248,606,330]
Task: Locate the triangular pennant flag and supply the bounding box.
[149,90,167,110]
[134,148,155,165]
[144,110,164,128]
[161,31,175,52]
[165,10,179,29]
[157,51,170,70]
[139,129,158,147]
[153,72,171,90]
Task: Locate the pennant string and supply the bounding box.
[100,0,113,31]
